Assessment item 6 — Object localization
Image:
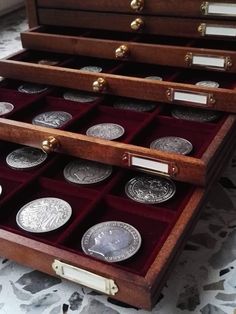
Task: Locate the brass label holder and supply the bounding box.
[198,23,236,38]
[185,52,232,71]
[201,1,236,17]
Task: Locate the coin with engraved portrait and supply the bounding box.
[145,76,163,81]
[195,80,220,88]
[64,159,112,185]
[86,123,125,140]
[0,102,14,116]
[113,98,157,112]
[16,197,72,233]
[32,111,72,128]
[150,136,193,155]
[81,221,141,262]
[171,107,221,123]
[6,147,47,170]
[125,176,176,204]
[63,90,100,103]
[18,83,48,94]
[37,59,58,66]
[80,66,103,73]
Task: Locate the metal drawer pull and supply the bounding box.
[115,45,129,59]
[198,23,236,38]
[130,18,144,31]
[185,53,232,70]
[41,136,59,153]
[92,78,107,92]
[201,2,236,17]
[130,0,144,11]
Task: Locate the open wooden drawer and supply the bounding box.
[21,27,236,73]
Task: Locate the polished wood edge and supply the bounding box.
[25,0,38,28]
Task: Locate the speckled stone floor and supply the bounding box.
[1,8,236,314]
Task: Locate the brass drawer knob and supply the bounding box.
[130,18,144,31]
[130,0,144,11]
[115,45,129,59]
[92,78,107,92]
[42,136,59,153]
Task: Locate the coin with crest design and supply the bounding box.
[32,111,72,128]
[150,136,193,155]
[86,123,125,140]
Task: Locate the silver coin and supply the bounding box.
[195,80,220,88]
[171,107,221,122]
[86,123,125,140]
[80,66,103,73]
[145,76,163,81]
[150,136,193,155]
[0,76,4,82]
[6,147,47,170]
[64,159,112,184]
[32,111,72,128]
[81,221,141,262]
[16,197,72,233]
[0,185,2,196]
[113,99,156,112]
[0,102,14,116]
[125,176,176,204]
[37,59,58,65]
[18,83,48,94]
[63,90,99,103]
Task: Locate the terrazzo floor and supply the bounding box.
[1,8,236,314]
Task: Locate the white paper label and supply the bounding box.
[205,25,236,37]
[207,3,236,16]
[174,91,208,105]
[131,156,169,174]
[192,55,225,68]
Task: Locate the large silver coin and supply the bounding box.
[18,83,48,94]
[81,221,141,262]
[6,147,47,170]
[63,90,99,103]
[171,107,221,122]
[195,80,220,88]
[86,123,125,140]
[125,176,176,204]
[113,98,156,112]
[150,136,193,155]
[16,197,72,233]
[64,159,112,184]
[80,66,103,73]
[0,102,14,116]
[32,111,72,128]
[145,76,163,81]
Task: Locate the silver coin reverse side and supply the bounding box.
[32,111,72,128]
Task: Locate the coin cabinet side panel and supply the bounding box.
[25,0,38,28]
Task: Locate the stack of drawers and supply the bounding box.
[0,0,235,309]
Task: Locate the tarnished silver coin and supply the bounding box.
[63,90,99,103]
[171,107,221,122]
[16,197,72,233]
[64,159,112,184]
[81,221,141,262]
[0,102,14,116]
[195,80,220,88]
[113,98,156,112]
[37,59,58,65]
[145,76,163,81]
[80,66,103,73]
[86,123,125,140]
[125,176,176,204]
[6,147,47,170]
[32,111,72,128]
[18,83,48,94]
[150,136,193,155]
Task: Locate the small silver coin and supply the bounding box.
[81,221,141,262]
[86,123,125,140]
[18,83,48,94]
[0,102,14,116]
[0,76,4,82]
[150,136,193,155]
[0,185,2,196]
[37,59,58,65]
[64,159,112,184]
[145,76,163,81]
[63,90,99,103]
[113,99,156,112]
[16,197,72,233]
[6,147,47,170]
[80,66,103,73]
[171,107,221,122]
[32,111,72,128]
[125,176,176,204]
[195,80,220,88]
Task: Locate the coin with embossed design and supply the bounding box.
[6,147,47,170]
[64,159,112,185]
[113,98,156,112]
[195,80,220,88]
[145,76,163,81]
[150,136,193,155]
[0,102,14,116]
[18,83,48,94]
[80,66,103,73]
[125,176,176,204]
[81,221,141,262]
[86,123,125,140]
[171,107,221,122]
[16,197,72,233]
[63,90,100,103]
[32,111,72,128]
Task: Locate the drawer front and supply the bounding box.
[38,9,236,40]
